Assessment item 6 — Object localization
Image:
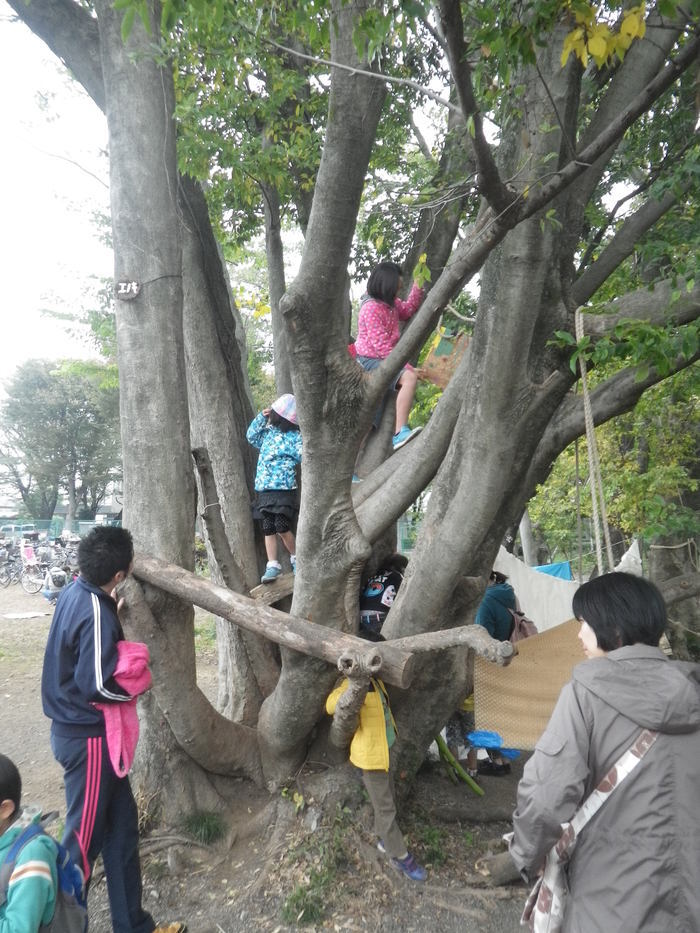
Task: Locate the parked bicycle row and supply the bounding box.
[0,533,79,599]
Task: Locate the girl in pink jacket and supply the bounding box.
[354,262,424,450]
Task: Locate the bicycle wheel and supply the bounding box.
[21,568,44,594]
[0,566,10,588]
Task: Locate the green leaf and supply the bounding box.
[137,1,152,35]
[121,6,136,42]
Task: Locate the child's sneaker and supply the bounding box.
[290,555,297,575]
[261,562,282,583]
[392,425,422,450]
[390,852,427,882]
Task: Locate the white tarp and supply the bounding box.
[493,547,579,633]
[492,538,642,633]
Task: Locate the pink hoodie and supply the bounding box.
[95,640,152,777]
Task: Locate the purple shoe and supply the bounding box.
[391,852,427,882]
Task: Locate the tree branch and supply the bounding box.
[583,279,700,336]
[523,350,700,499]
[573,188,684,305]
[5,0,104,110]
[436,0,513,215]
[257,33,461,114]
[519,32,700,223]
[658,572,700,607]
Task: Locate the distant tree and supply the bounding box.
[0,359,121,523]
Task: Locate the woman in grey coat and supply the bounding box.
[509,572,700,933]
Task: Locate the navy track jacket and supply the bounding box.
[42,576,132,737]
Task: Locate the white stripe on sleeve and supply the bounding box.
[92,592,130,701]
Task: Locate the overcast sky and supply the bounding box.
[0,2,112,387]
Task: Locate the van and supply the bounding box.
[0,524,22,540]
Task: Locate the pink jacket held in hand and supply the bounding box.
[94,640,152,777]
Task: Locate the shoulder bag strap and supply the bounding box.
[559,728,658,857]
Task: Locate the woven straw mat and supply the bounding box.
[474,619,584,750]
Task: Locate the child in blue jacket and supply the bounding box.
[246,394,302,582]
[0,753,57,933]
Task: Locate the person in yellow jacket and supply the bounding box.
[326,677,426,882]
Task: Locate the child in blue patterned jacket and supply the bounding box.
[246,394,302,583]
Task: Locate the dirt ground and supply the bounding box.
[0,584,527,932]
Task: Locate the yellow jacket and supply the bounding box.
[326,678,397,772]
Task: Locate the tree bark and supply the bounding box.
[93,0,203,808]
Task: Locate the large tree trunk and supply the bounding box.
[257,0,389,784]
[93,0,216,812]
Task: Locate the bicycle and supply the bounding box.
[21,561,47,594]
[0,558,24,588]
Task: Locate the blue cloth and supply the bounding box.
[533,561,573,580]
[246,412,302,492]
[475,582,515,641]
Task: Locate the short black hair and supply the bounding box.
[572,572,667,652]
[490,570,508,585]
[367,261,403,305]
[382,553,408,575]
[0,753,21,815]
[268,410,299,432]
[78,526,134,587]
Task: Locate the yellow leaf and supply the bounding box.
[523,184,529,200]
[588,33,608,66]
[620,12,640,39]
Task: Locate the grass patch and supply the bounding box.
[280,805,350,926]
[181,809,225,845]
[415,824,448,867]
[194,613,217,650]
[280,882,325,926]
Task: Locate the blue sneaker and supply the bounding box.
[261,563,282,583]
[392,425,422,450]
[391,852,427,882]
[352,474,363,483]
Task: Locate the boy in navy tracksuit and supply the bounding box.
[41,526,184,933]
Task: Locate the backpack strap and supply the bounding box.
[0,822,46,905]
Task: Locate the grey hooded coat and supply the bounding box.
[510,645,700,933]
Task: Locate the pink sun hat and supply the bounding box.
[271,393,298,424]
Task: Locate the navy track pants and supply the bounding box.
[51,731,155,933]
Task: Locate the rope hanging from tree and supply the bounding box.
[574,309,615,575]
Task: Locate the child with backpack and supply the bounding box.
[246,394,302,583]
[326,634,427,883]
[0,752,70,932]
